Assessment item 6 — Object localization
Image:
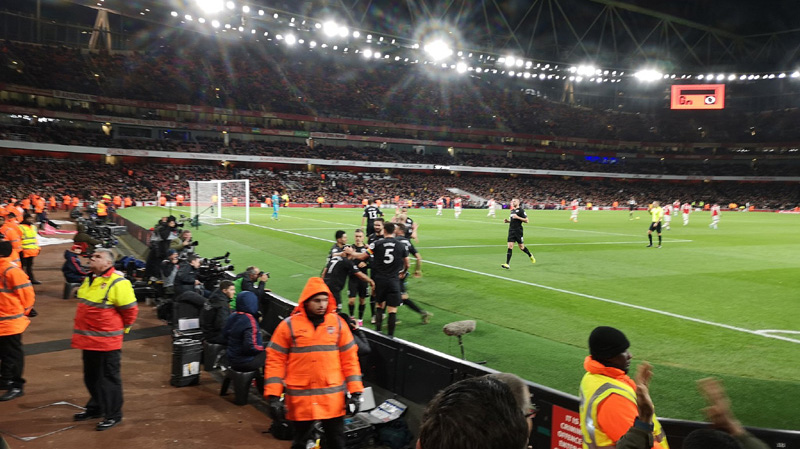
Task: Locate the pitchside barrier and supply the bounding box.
[113,215,800,449]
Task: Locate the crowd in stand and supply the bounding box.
[1,155,797,210]
[6,40,800,143]
[2,122,798,178]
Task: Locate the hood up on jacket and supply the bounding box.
[235,291,259,315]
[293,277,337,317]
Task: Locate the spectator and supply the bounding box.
[417,375,529,449]
[223,291,265,384]
[62,242,90,285]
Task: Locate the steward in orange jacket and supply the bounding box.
[265,277,364,449]
[71,248,138,428]
[0,211,22,264]
[0,241,36,401]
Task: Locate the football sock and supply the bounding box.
[370,300,376,316]
[358,304,365,320]
[522,247,532,257]
[658,235,662,245]
[404,298,424,314]
[348,303,355,316]
[506,249,513,263]
[648,234,653,244]
[387,313,397,337]
[375,308,384,332]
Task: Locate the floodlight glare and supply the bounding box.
[285,34,297,45]
[716,74,724,80]
[323,21,339,37]
[728,74,736,80]
[504,56,515,67]
[424,40,453,61]
[185,14,193,21]
[339,27,349,38]
[515,59,523,68]
[353,31,360,38]
[576,65,595,76]
[198,17,206,23]
[456,62,467,73]
[374,52,381,59]
[309,41,317,48]
[211,19,219,27]
[779,73,786,78]
[196,0,224,14]
[170,11,178,17]
[226,1,235,10]
[242,5,249,13]
[697,75,705,79]
[634,70,663,82]
[258,10,264,16]
[363,49,373,58]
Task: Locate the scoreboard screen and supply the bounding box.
[670,84,725,110]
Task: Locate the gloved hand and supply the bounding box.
[347,392,363,415]
[267,395,286,421]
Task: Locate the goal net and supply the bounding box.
[188,179,250,225]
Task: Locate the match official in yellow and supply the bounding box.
[646,201,664,248]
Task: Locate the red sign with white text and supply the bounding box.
[551,404,583,449]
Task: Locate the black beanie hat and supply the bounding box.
[589,326,630,359]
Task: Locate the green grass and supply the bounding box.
[119,206,800,430]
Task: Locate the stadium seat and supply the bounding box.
[220,368,260,406]
[203,342,226,371]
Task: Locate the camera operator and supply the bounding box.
[174,254,206,297]
[232,266,270,312]
[145,216,180,279]
[160,249,180,297]
[73,222,102,249]
[170,229,198,257]
[200,280,234,345]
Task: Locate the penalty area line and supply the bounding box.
[423,260,800,345]
[420,240,692,249]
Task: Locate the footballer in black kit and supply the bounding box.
[347,229,371,320]
[362,200,384,236]
[394,222,431,324]
[502,198,536,269]
[367,222,409,337]
[323,250,373,309]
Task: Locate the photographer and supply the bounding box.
[170,229,198,256]
[160,249,180,297]
[145,216,179,279]
[200,280,234,345]
[174,254,205,297]
[232,266,270,313]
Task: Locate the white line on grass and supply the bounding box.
[242,221,798,345]
[420,240,693,249]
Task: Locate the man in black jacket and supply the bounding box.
[200,281,235,345]
[174,254,202,297]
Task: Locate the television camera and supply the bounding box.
[75,216,119,249]
[196,251,235,290]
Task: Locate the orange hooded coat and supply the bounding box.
[265,277,364,421]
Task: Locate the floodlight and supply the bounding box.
[792,71,800,78]
[185,14,193,21]
[241,5,249,13]
[196,0,224,14]
[363,49,373,58]
[309,41,316,48]
[508,71,515,76]
[238,26,243,32]
[374,52,381,59]
[258,10,264,15]
[504,56,515,67]
[424,40,453,61]
[716,74,724,81]
[339,27,349,38]
[523,72,530,79]
[170,11,178,17]
[728,74,736,80]
[285,34,296,45]
[576,76,583,82]
[697,74,704,79]
[540,74,546,80]
[779,73,786,78]
[353,31,360,38]
[456,62,467,73]
[198,18,206,23]
[739,74,746,80]
[226,1,235,10]
[576,65,595,76]
[251,29,256,34]
[476,67,482,73]
[323,21,339,37]
[633,70,662,82]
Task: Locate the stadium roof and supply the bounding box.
[6,0,800,73]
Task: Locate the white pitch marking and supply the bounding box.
[755,330,800,336]
[420,240,692,249]
[241,222,796,345]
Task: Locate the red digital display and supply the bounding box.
[670,84,725,110]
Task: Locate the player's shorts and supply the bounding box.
[664,215,672,222]
[629,205,635,211]
[648,222,662,233]
[454,207,462,212]
[507,230,524,244]
[373,278,402,307]
[324,279,344,306]
[348,276,369,298]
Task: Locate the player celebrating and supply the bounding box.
[681,201,692,226]
[347,229,371,325]
[453,197,462,219]
[673,199,681,216]
[486,198,496,218]
[367,222,409,338]
[435,197,444,216]
[662,202,673,230]
[647,201,664,248]
[709,203,721,229]
[361,199,383,236]
[569,199,580,223]
[501,199,535,269]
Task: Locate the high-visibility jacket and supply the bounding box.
[579,356,669,449]
[49,196,57,209]
[0,257,35,337]
[159,196,167,206]
[124,197,132,207]
[63,195,71,209]
[19,223,40,258]
[72,268,138,351]
[266,277,363,421]
[0,222,22,263]
[97,202,108,217]
[72,197,80,208]
[175,194,184,204]
[34,197,45,213]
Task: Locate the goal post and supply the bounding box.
[188,179,250,225]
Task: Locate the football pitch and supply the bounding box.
[119,205,800,430]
